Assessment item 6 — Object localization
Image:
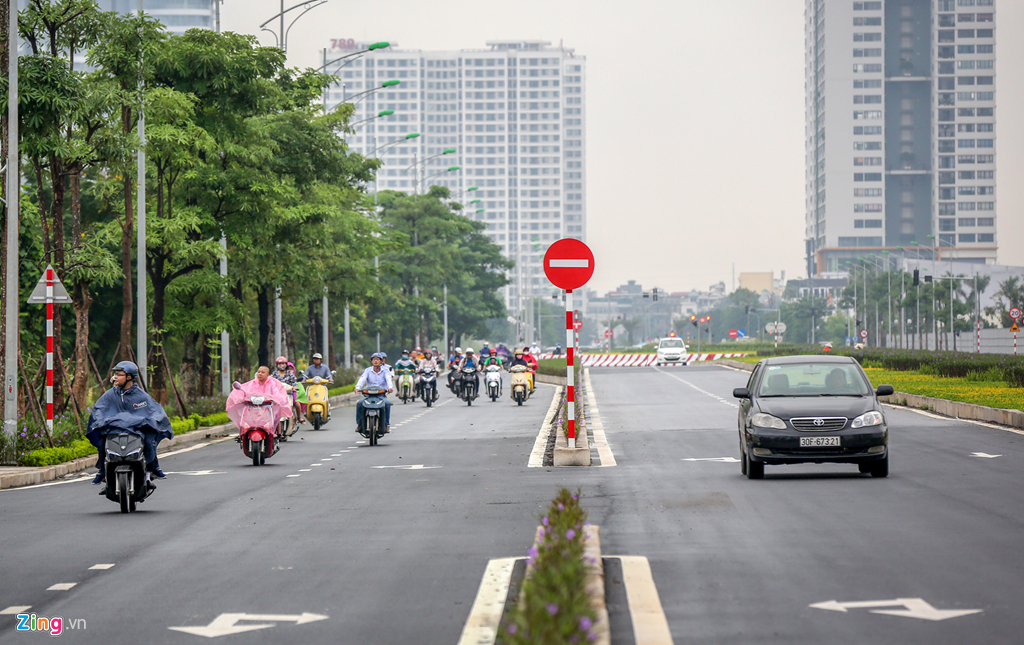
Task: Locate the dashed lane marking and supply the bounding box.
[1,607,31,615]
[615,556,675,645]
[653,366,738,409]
[47,583,77,591]
[298,469,311,472]
[88,564,115,570]
[286,474,301,478]
[456,557,518,645]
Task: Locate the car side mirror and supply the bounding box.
[875,384,894,397]
[733,387,750,399]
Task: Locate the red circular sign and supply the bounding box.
[728,329,738,339]
[1010,307,1022,321]
[543,239,595,291]
[604,330,613,338]
[573,321,583,331]
[860,329,869,339]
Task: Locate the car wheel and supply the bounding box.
[858,463,872,474]
[745,451,764,480]
[869,455,888,478]
[740,441,747,476]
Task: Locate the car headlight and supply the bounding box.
[851,410,884,428]
[751,413,787,430]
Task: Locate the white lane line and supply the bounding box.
[310,464,322,467]
[286,474,301,478]
[336,450,350,453]
[584,369,616,467]
[970,452,1002,458]
[881,403,1024,436]
[529,386,563,467]
[716,363,751,373]
[1,606,31,615]
[298,469,311,472]
[616,556,675,645]
[320,458,333,461]
[47,583,77,591]
[456,557,519,645]
[653,366,738,409]
[88,564,115,570]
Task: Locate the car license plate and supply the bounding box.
[800,436,840,447]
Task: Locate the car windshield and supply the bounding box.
[660,339,685,348]
[757,363,871,397]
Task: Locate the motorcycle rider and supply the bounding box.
[481,348,504,396]
[87,361,173,491]
[510,349,536,393]
[304,352,334,384]
[355,352,394,434]
[394,350,418,398]
[271,356,304,424]
[447,346,463,391]
[417,350,441,400]
[457,348,481,398]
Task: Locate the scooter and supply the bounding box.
[102,430,154,513]
[420,367,439,407]
[510,365,531,406]
[277,384,303,441]
[448,365,463,398]
[461,367,478,406]
[396,368,416,404]
[233,393,281,466]
[484,364,502,402]
[358,387,388,446]
[304,375,332,430]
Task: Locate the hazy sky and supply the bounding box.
[223,0,1024,295]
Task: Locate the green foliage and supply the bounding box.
[170,417,197,434]
[22,439,97,468]
[327,384,356,397]
[536,359,567,377]
[501,488,597,645]
[197,412,230,427]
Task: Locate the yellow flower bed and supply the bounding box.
[863,368,1024,413]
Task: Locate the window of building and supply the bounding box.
[854,95,882,104]
[958,218,976,227]
[938,46,956,58]
[977,108,994,117]
[939,140,956,153]
[977,44,993,53]
[939,124,956,138]
[939,219,956,231]
[978,233,994,243]
[977,154,994,163]
[852,64,882,72]
[977,13,993,22]
[958,155,975,163]
[977,170,994,179]
[854,33,882,42]
[938,108,956,122]
[958,13,975,22]
[854,126,883,135]
[958,202,976,210]
[958,76,976,86]
[959,186,977,195]
[854,157,882,166]
[958,45,975,54]
[854,188,883,196]
[977,76,993,85]
[853,17,882,26]
[939,171,956,184]
[854,173,883,182]
[978,186,994,195]
[939,11,955,26]
[978,92,994,101]
[977,60,994,69]
[853,48,882,57]
[957,29,975,38]
[939,156,956,169]
[940,187,956,200]
[957,92,976,101]
[854,79,883,88]
[938,77,956,90]
[853,2,882,9]
[959,171,976,180]
[977,217,994,226]
[958,108,976,117]
[853,142,882,150]
[940,203,957,215]
[978,139,994,148]
[939,30,955,42]
[958,123,976,133]
[853,110,882,120]
[977,28,993,37]
[938,61,956,74]
[959,233,976,243]
[939,93,955,106]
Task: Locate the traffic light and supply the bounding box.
[745,305,750,315]
[924,275,933,283]
[690,315,698,328]
[913,269,919,286]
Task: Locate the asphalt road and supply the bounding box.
[1,365,1021,644]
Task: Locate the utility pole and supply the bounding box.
[4,0,20,455]
[136,0,147,383]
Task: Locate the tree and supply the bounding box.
[986,276,1024,328]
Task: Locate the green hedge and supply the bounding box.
[327,384,356,397]
[198,411,230,427]
[20,439,97,467]
[536,359,567,376]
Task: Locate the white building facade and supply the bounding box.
[805,0,997,275]
[320,40,587,311]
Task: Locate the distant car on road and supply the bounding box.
[655,337,688,366]
[732,355,893,479]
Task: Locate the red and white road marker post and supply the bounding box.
[1010,308,1022,356]
[27,265,72,435]
[543,239,595,451]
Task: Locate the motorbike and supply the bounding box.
[448,365,463,398]
[304,375,332,430]
[102,430,154,513]
[396,368,416,404]
[484,364,502,402]
[232,392,283,466]
[358,387,389,446]
[420,368,439,407]
[461,367,478,406]
[510,365,531,406]
[276,384,303,442]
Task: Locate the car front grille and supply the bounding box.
[790,416,848,431]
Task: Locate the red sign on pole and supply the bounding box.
[604,329,613,338]
[728,329,738,339]
[543,239,595,291]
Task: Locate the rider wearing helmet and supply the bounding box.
[271,356,303,424]
[457,348,481,397]
[447,347,463,390]
[394,350,418,396]
[509,349,535,392]
[303,352,333,383]
[481,348,504,369]
[86,361,174,490]
[355,352,394,433]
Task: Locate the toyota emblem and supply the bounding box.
[813,418,825,427]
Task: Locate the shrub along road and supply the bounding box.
[0,365,1021,644]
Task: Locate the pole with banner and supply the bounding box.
[27,266,72,436]
[543,239,595,450]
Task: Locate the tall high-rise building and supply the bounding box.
[320,40,587,312]
[805,0,997,275]
[101,0,216,34]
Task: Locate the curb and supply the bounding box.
[0,391,361,490]
[553,374,590,466]
[535,373,568,386]
[714,358,1024,431]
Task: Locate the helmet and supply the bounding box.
[455,347,463,353]
[112,360,140,378]
[466,348,475,354]
[523,347,531,353]
[312,353,323,360]
[514,350,524,356]
[403,349,410,355]
[371,352,386,360]
[275,356,288,365]
[490,349,497,355]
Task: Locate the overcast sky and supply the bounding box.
[222,0,1024,296]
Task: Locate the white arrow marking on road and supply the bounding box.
[970,452,1002,458]
[168,612,328,638]
[810,598,982,621]
[682,457,741,463]
[372,465,441,470]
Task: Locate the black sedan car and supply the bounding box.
[732,355,894,479]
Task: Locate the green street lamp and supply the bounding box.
[351,109,396,130]
[368,131,420,157]
[317,41,391,73]
[332,79,401,109]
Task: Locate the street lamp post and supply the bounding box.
[4,0,20,452]
[259,0,327,53]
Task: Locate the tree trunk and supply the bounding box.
[307,300,320,362]
[284,320,297,367]
[232,280,250,382]
[148,267,168,404]
[69,165,91,409]
[199,332,213,397]
[257,285,271,368]
[118,106,134,363]
[180,330,199,404]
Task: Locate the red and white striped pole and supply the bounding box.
[976,319,980,353]
[565,289,575,449]
[45,266,54,435]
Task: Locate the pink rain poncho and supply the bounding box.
[226,375,293,433]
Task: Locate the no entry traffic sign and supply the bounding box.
[543,239,595,291]
[728,329,738,339]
